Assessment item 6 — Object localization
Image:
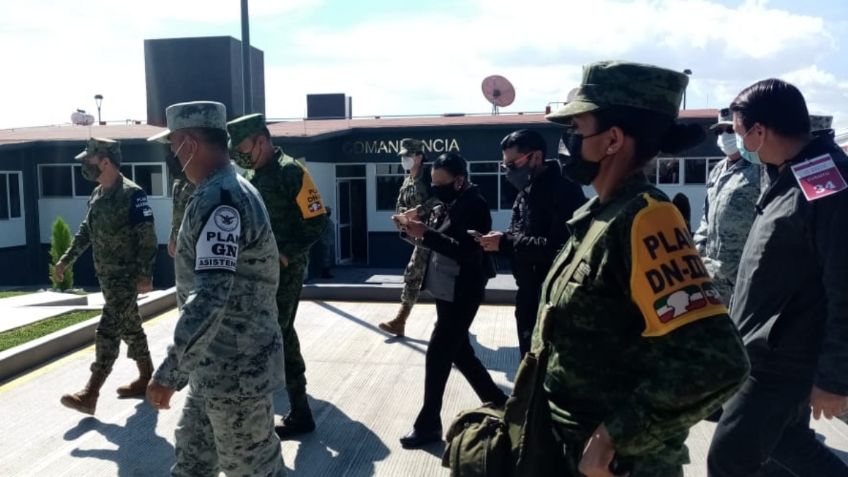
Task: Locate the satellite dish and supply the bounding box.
[566,87,580,103]
[71,110,95,126]
[482,75,515,115]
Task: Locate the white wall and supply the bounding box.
[39,198,172,244]
[0,218,26,248]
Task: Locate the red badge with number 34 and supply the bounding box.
[790,154,848,201]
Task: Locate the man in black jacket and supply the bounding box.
[478,129,586,357]
[397,153,508,448]
[708,79,848,476]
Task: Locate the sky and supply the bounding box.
[1,0,847,130]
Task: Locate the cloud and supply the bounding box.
[1,0,847,131]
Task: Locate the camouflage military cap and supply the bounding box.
[74,137,122,164]
[709,107,734,132]
[399,138,425,156]
[227,113,266,149]
[810,114,833,132]
[147,101,227,143]
[547,61,689,124]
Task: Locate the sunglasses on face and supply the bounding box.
[714,126,734,136]
[501,152,533,171]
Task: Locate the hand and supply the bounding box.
[403,207,420,221]
[146,380,175,410]
[478,232,503,252]
[53,261,66,283]
[392,214,410,229]
[579,424,623,477]
[167,239,176,258]
[280,255,290,268]
[404,219,428,239]
[137,278,153,294]
[811,385,848,420]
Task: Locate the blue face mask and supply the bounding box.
[735,129,762,165]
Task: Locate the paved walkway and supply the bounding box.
[1,301,847,476]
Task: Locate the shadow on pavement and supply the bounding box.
[64,401,174,476]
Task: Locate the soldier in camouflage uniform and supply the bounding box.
[379,138,438,336]
[227,113,327,438]
[536,61,749,476]
[167,162,196,258]
[55,138,158,415]
[145,102,285,477]
[693,108,760,304]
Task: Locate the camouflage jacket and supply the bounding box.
[60,175,157,279]
[153,164,285,397]
[169,178,196,243]
[251,148,327,264]
[533,174,749,464]
[396,167,439,219]
[693,158,759,301]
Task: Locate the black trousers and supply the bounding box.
[514,283,541,357]
[708,370,848,477]
[413,292,508,432]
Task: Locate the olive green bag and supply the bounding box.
[443,197,625,477]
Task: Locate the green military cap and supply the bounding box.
[547,61,689,124]
[709,107,733,132]
[227,113,266,149]
[147,101,228,143]
[398,138,424,156]
[810,114,833,132]
[74,137,122,165]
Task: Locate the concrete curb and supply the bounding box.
[300,284,516,305]
[0,288,177,383]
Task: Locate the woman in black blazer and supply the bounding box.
[398,152,507,448]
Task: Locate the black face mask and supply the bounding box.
[559,130,607,186]
[166,153,184,179]
[431,183,460,203]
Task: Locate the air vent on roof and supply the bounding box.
[71,109,95,126]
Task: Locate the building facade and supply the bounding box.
[0,110,723,287]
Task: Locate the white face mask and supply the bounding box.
[716,133,738,156]
[401,155,415,172]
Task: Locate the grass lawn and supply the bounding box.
[0,291,33,299]
[0,310,100,352]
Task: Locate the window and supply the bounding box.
[684,158,707,184]
[40,165,73,197]
[336,164,366,178]
[658,158,680,184]
[469,162,501,211]
[39,163,167,198]
[0,172,23,220]
[375,163,406,211]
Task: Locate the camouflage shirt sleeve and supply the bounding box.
[603,195,750,456]
[59,194,94,265]
[128,189,157,280]
[153,198,239,390]
[273,163,328,259]
[170,179,195,243]
[396,171,432,214]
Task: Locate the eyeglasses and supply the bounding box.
[501,152,533,171]
[713,126,734,135]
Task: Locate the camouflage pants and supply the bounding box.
[278,257,307,392]
[400,246,430,306]
[172,390,285,477]
[90,277,150,375]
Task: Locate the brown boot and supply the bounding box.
[379,304,412,337]
[60,372,107,415]
[116,357,154,398]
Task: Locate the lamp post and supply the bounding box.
[241,0,253,114]
[682,69,692,110]
[94,94,104,125]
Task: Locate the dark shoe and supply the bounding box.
[400,427,442,449]
[116,357,154,398]
[275,408,316,439]
[60,372,107,415]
